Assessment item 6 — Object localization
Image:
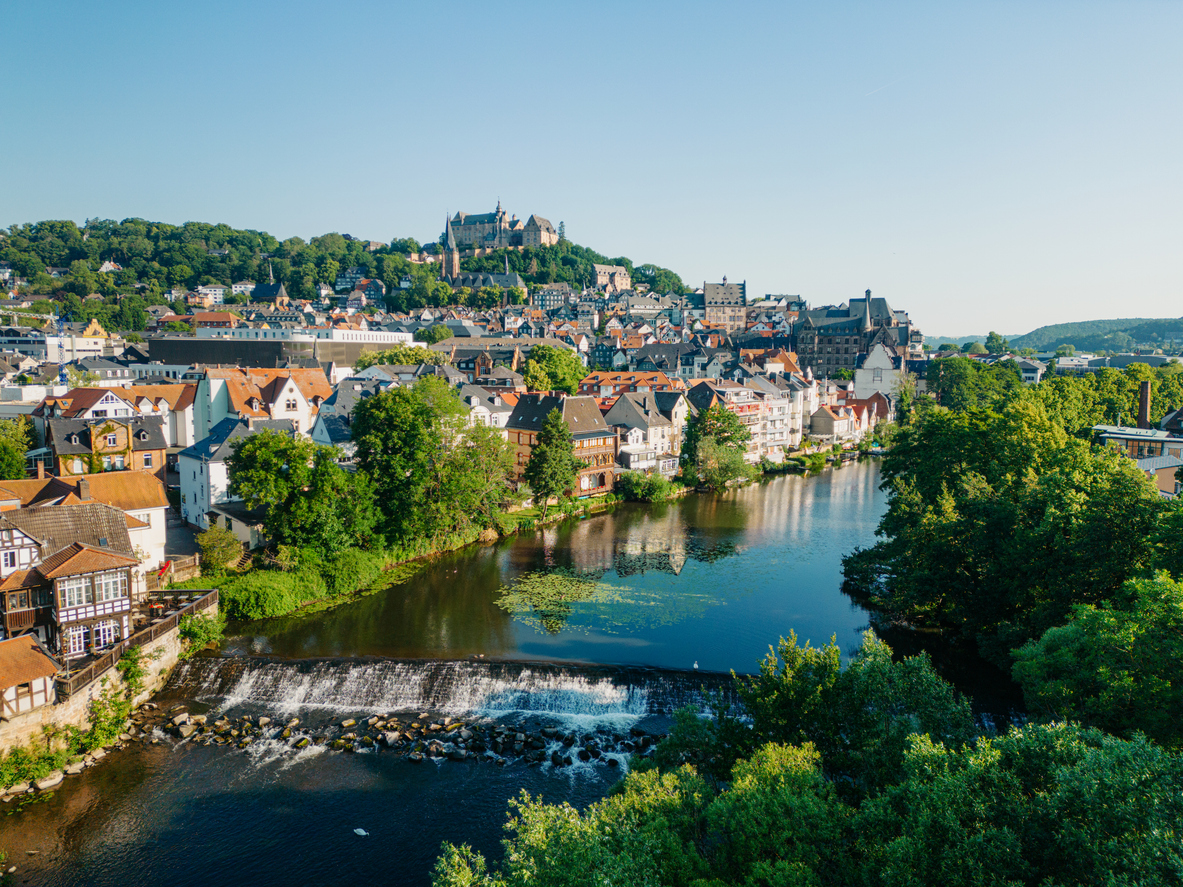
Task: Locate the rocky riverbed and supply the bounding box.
[158,702,663,768]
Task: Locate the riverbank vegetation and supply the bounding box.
[433,632,1183,887]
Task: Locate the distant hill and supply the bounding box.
[924,334,991,348]
[1009,318,1183,352]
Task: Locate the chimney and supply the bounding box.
[77,477,91,501]
[1138,380,1152,430]
[36,463,45,480]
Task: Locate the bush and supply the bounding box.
[615,471,673,502]
[196,525,242,572]
[319,548,392,597]
[179,611,227,659]
[218,568,329,621]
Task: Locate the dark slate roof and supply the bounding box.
[458,384,513,417]
[323,378,384,417]
[47,417,168,455]
[604,392,672,431]
[1,502,135,558]
[251,282,288,302]
[178,417,297,463]
[506,394,610,439]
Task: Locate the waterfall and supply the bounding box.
[169,657,734,728]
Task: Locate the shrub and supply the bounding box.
[196,525,242,572]
[615,471,673,502]
[319,548,392,597]
[218,568,329,621]
[179,611,227,659]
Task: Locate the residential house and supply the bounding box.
[685,380,762,462]
[195,367,332,435]
[505,394,616,496]
[0,472,169,576]
[0,502,141,659]
[1135,454,1182,497]
[458,385,513,431]
[0,636,59,720]
[309,378,384,459]
[44,417,168,481]
[853,342,904,401]
[577,371,679,398]
[604,393,678,475]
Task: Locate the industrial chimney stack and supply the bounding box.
[1138,380,1152,430]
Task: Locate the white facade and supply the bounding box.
[179,453,231,530]
[194,326,412,345]
[853,343,902,401]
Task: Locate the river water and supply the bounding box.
[0,463,887,887]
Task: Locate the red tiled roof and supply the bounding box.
[37,543,139,579]
[0,637,59,689]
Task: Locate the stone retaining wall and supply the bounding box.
[0,603,217,752]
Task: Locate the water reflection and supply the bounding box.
[226,461,888,673]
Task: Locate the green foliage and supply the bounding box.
[521,344,585,395]
[317,548,394,597]
[352,376,515,542]
[0,418,30,481]
[523,409,584,521]
[178,611,227,659]
[217,567,329,621]
[691,437,752,492]
[1013,573,1183,748]
[1007,316,1183,353]
[682,404,751,467]
[925,356,1022,411]
[495,569,605,634]
[114,647,148,696]
[227,432,377,555]
[615,471,673,502]
[843,398,1165,664]
[414,324,453,345]
[984,330,1010,354]
[196,525,242,571]
[353,344,446,371]
[437,630,1183,887]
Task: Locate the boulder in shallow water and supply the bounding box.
[257,717,271,727]
[35,772,63,791]
[408,753,424,763]
[447,749,468,761]
[340,718,356,728]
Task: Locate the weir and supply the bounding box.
[168,657,738,726]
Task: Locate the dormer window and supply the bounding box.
[137,430,149,441]
[106,433,118,446]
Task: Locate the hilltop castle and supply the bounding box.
[444,203,558,251]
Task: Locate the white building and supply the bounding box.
[853,343,903,401]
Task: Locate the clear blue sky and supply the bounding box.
[2,1,1179,336]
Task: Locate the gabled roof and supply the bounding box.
[46,417,168,455]
[34,388,134,419]
[1,502,136,558]
[505,394,610,438]
[0,637,59,689]
[37,542,139,579]
[0,471,168,512]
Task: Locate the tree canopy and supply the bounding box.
[521,344,585,394]
[523,408,583,521]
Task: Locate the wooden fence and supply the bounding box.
[56,589,219,699]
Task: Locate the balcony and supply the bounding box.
[4,608,35,633]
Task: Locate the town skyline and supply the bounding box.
[3,2,1180,336]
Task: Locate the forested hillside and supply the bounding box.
[1008,316,1183,352]
[0,218,685,325]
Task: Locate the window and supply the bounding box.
[113,456,125,470]
[106,433,118,446]
[102,456,112,470]
[8,591,28,610]
[872,369,883,383]
[285,399,298,410]
[93,620,116,648]
[92,410,107,418]
[2,551,15,568]
[60,577,90,608]
[143,453,153,468]
[97,572,127,602]
[68,626,87,656]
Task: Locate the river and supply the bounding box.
[0,462,887,887]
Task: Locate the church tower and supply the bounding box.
[442,214,460,279]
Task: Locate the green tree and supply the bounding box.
[0,419,30,480]
[682,403,751,466]
[523,408,583,521]
[693,436,750,491]
[351,376,508,541]
[354,344,445,371]
[1013,572,1183,748]
[226,432,376,555]
[521,345,585,394]
[196,525,242,572]
[843,398,1165,664]
[984,330,1010,354]
[414,324,453,345]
